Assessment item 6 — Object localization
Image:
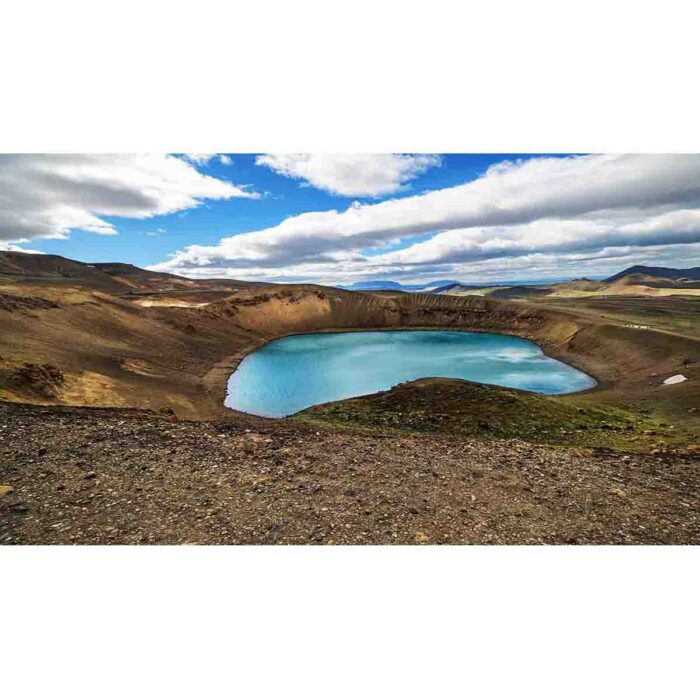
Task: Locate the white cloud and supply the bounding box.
[255,153,442,197]
[0,154,257,242]
[372,209,700,267]
[182,153,233,166]
[158,241,700,286]
[0,241,46,254]
[155,154,700,283]
[181,153,217,165]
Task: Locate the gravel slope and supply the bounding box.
[1,402,697,545]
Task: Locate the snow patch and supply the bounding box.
[663,374,688,385]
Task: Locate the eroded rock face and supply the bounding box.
[0,293,59,313]
[12,363,65,398]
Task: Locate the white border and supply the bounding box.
[2,547,698,699]
[1,0,698,153]
[1,2,698,697]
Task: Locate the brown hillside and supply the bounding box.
[1,275,697,427]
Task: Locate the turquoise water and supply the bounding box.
[225,330,596,418]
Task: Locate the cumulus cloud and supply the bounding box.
[155,154,700,282]
[372,209,700,267]
[0,154,257,242]
[255,153,442,197]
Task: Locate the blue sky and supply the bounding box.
[2,153,700,285]
[30,154,534,268]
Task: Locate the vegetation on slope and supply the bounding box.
[302,378,698,452]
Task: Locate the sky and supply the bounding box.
[2,153,700,285]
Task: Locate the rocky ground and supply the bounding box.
[1,401,698,545]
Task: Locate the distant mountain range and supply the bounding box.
[343,277,580,292]
[425,266,700,300]
[2,251,699,299]
[342,280,462,292]
[344,266,700,293]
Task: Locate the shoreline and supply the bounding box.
[206,314,613,420]
[221,327,600,419]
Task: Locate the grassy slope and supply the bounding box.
[532,296,700,340]
[301,378,698,452]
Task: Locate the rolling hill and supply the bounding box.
[605,265,700,283]
[0,251,265,295]
[430,267,700,300]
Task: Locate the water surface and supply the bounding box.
[225,330,595,417]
